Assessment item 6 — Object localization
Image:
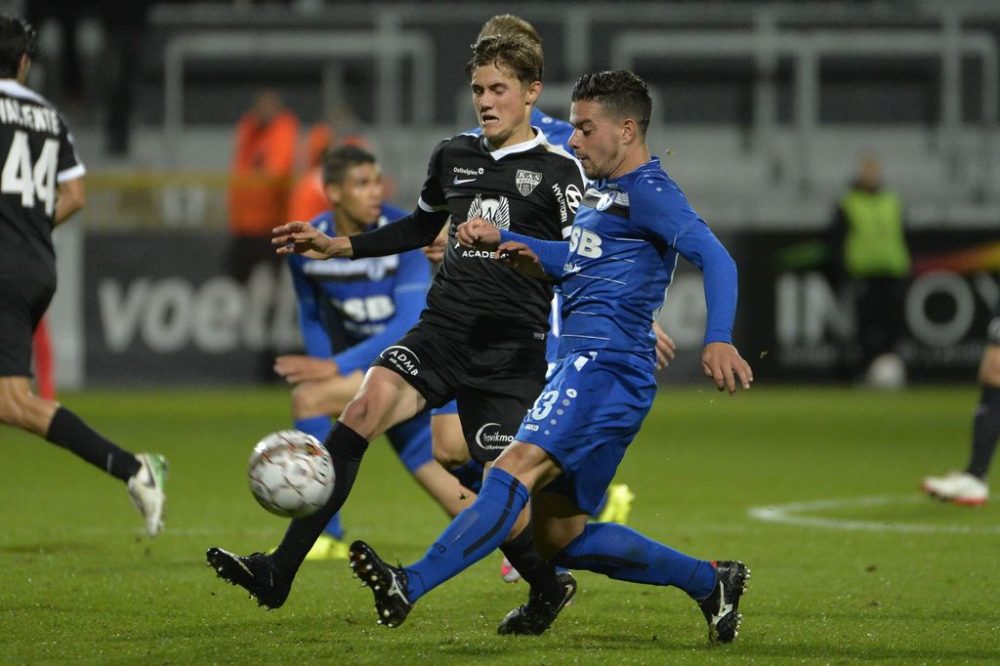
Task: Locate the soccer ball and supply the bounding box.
[248,430,335,518]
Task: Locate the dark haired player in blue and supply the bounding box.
[273,145,477,561]
[349,70,754,644]
[425,16,668,584]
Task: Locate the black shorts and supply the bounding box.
[373,320,547,463]
[0,279,54,377]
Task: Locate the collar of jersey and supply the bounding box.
[0,79,48,105]
[600,157,662,188]
[481,128,545,161]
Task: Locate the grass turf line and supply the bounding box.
[1,386,996,663]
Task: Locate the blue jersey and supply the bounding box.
[530,108,575,153]
[288,204,431,374]
[513,159,739,513]
[504,158,738,359]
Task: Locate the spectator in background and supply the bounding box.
[227,88,299,282]
[287,115,382,225]
[828,154,911,388]
[922,310,1000,506]
[286,121,337,225]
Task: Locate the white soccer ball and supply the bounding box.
[248,430,335,518]
[866,353,907,391]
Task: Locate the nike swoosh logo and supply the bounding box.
[454,177,477,184]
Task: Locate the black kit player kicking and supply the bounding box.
[0,15,167,536]
[208,34,585,633]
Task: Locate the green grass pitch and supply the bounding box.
[2,385,998,663]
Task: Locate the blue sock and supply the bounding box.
[449,459,484,494]
[553,522,717,600]
[404,467,528,602]
[296,415,343,540]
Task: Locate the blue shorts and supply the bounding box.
[516,350,657,515]
[430,400,458,417]
[386,410,433,473]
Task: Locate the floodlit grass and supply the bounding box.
[2,385,998,663]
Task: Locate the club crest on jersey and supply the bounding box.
[594,192,615,211]
[466,194,511,230]
[515,169,542,196]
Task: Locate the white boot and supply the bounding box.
[921,471,988,506]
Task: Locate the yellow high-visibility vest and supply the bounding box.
[840,189,911,278]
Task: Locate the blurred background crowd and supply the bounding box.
[9,0,999,389]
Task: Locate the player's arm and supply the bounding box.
[54,177,85,225]
[346,206,448,259]
[422,220,450,264]
[277,142,450,261]
[452,219,569,279]
[276,257,339,384]
[637,185,752,394]
[653,321,675,370]
[274,204,447,260]
[499,229,570,278]
[677,225,752,394]
[54,118,87,225]
[331,248,430,375]
[345,139,450,259]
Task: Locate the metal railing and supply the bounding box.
[163,25,434,166]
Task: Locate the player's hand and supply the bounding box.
[701,342,753,395]
[497,240,547,278]
[274,355,339,384]
[455,218,499,249]
[273,221,352,259]
[653,321,676,370]
[422,224,449,264]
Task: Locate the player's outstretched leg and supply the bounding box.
[549,521,748,643]
[698,560,750,644]
[349,540,413,628]
[500,483,637,584]
[349,468,531,628]
[497,570,577,635]
[126,453,169,537]
[206,547,290,609]
[206,421,370,608]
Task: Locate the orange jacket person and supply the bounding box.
[228,89,299,237]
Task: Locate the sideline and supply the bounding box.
[747,494,1000,534]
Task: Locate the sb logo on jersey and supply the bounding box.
[568,227,603,258]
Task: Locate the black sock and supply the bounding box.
[270,421,369,578]
[449,459,485,494]
[500,523,562,603]
[45,407,141,482]
[966,386,1000,479]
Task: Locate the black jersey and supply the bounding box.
[0,80,85,286]
[418,131,584,341]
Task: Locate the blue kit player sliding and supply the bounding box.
[347,70,754,643]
